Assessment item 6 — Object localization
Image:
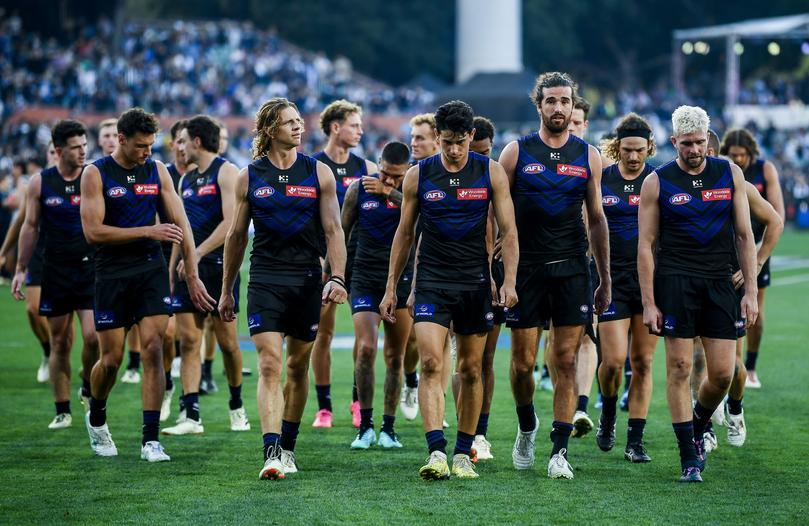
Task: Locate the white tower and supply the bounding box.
[456,0,523,83]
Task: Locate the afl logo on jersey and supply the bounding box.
[107,186,127,198]
[182,188,194,199]
[602,195,619,206]
[522,163,546,174]
[44,196,64,207]
[669,193,692,205]
[423,190,446,201]
[253,186,274,198]
[361,201,380,210]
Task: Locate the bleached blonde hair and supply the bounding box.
[671,105,710,136]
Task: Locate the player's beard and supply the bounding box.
[542,111,570,134]
[681,152,705,169]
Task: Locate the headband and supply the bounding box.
[617,129,651,140]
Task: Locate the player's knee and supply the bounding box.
[420,355,442,377]
[355,346,375,373]
[600,356,624,379]
[258,354,282,381]
[553,352,577,374]
[458,361,482,384]
[667,358,691,382]
[631,356,652,378]
[510,358,535,380]
[384,352,403,373]
[82,330,99,350]
[710,370,733,391]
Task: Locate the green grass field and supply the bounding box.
[1,231,808,524]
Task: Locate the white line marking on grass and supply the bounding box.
[771,273,809,286]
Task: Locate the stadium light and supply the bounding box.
[694,41,709,55]
[734,42,744,55]
[768,41,780,55]
[682,41,694,55]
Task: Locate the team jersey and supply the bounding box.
[39,166,92,263]
[352,176,413,288]
[600,163,654,271]
[167,163,184,191]
[93,156,164,277]
[656,156,736,278]
[743,159,768,242]
[416,152,491,291]
[180,156,226,264]
[247,153,323,285]
[313,151,368,207]
[512,132,590,263]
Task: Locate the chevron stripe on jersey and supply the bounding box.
[181,157,226,263]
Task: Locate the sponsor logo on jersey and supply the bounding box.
[286,185,317,199]
[580,304,590,313]
[485,312,494,321]
[44,196,64,207]
[310,323,319,332]
[70,195,81,206]
[182,188,194,198]
[522,163,546,174]
[624,184,634,192]
[361,200,380,210]
[692,179,703,188]
[253,186,274,198]
[39,300,52,313]
[64,184,75,194]
[248,314,262,329]
[628,194,641,206]
[602,195,620,206]
[755,182,764,193]
[449,178,460,186]
[126,175,136,183]
[557,164,587,178]
[197,184,217,196]
[602,303,616,316]
[278,174,288,183]
[162,296,171,305]
[423,190,446,201]
[171,296,184,309]
[336,167,347,176]
[669,193,691,205]
[414,304,435,317]
[550,152,561,161]
[457,188,488,200]
[134,184,159,195]
[107,186,127,198]
[342,176,360,187]
[386,200,399,208]
[664,315,676,331]
[701,188,731,201]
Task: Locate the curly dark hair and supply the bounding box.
[51,119,87,148]
[435,100,474,134]
[473,116,495,142]
[529,72,578,106]
[574,97,591,120]
[117,107,159,138]
[600,112,656,162]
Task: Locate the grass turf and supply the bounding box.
[0,230,807,524]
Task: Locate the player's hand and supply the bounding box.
[322,280,347,305]
[11,270,26,300]
[406,289,415,319]
[643,304,663,335]
[218,292,236,322]
[149,223,183,244]
[380,289,397,323]
[731,269,744,290]
[361,176,391,197]
[498,282,518,309]
[0,254,6,268]
[741,290,759,329]
[593,282,611,315]
[176,259,188,282]
[187,275,216,312]
[492,238,503,261]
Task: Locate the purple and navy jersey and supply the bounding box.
[512,132,590,263]
[247,153,322,285]
[416,152,491,291]
[743,158,768,242]
[180,156,226,264]
[600,163,654,271]
[39,166,92,263]
[313,151,368,207]
[657,156,736,279]
[352,176,413,288]
[93,156,164,277]
[166,163,184,191]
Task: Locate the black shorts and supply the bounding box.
[491,260,506,326]
[506,257,592,329]
[247,279,322,341]
[757,258,770,288]
[26,246,44,287]
[345,233,358,292]
[94,266,172,331]
[654,274,737,340]
[598,269,643,323]
[734,287,747,338]
[172,261,240,316]
[350,276,411,315]
[413,286,493,335]
[39,259,95,317]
